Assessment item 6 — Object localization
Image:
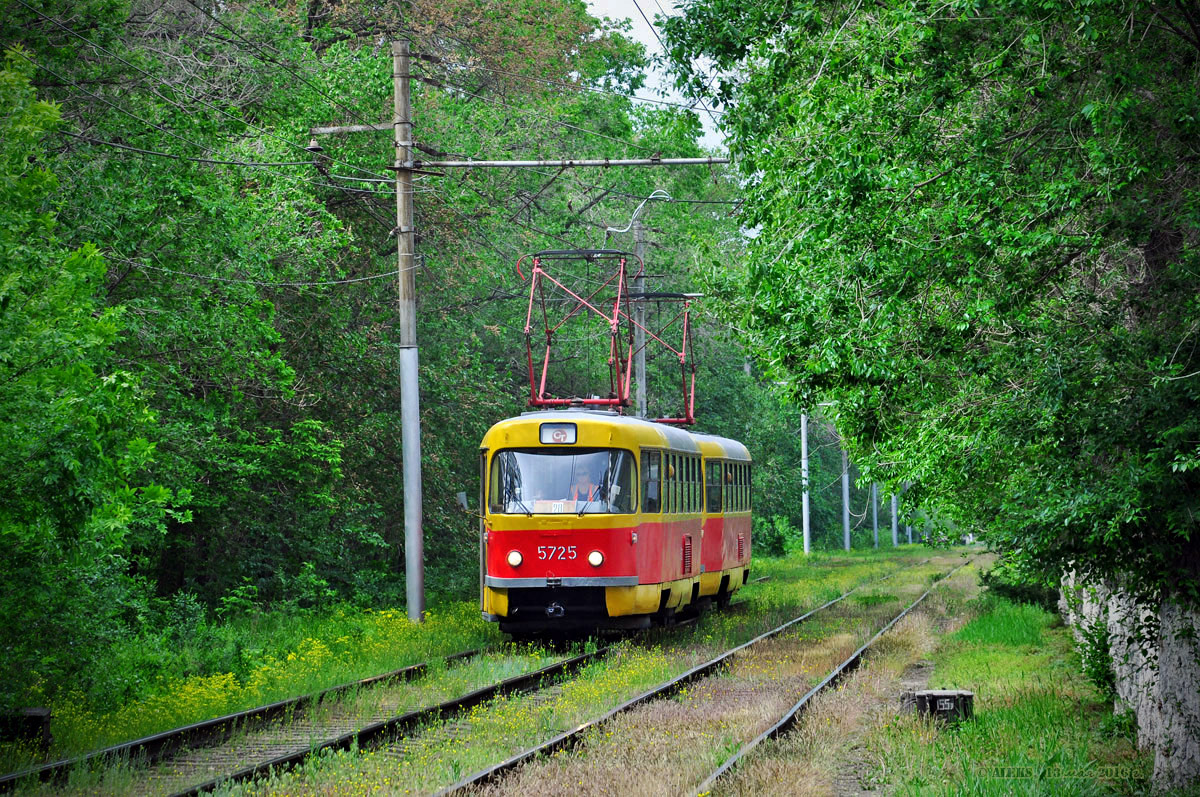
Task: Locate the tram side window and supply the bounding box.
[686,458,696,513]
[676,455,683,514]
[661,454,668,515]
[674,454,681,514]
[676,453,686,516]
[643,451,660,513]
[747,464,753,509]
[724,463,732,511]
[666,454,675,515]
[730,464,738,511]
[684,457,692,513]
[732,464,739,511]
[736,464,743,511]
[677,454,684,515]
[706,461,722,513]
[740,464,749,510]
[688,457,697,513]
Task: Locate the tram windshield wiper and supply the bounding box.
[509,491,533,517]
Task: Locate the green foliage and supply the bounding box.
[1078,614,1118,704]
[869,594,1152,793]
[954,595,1047,647]
[664,0,1200,603]
[0,48,178,708]
[752,514,794,556]
[1099,709,1138,743]
[980,560,1061,613]
[0,0,789,718]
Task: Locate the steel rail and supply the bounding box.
[174,645,611,796]
[690,560,973,795]
[0,646,486,791]
[435,558,933,796]
[0,558,925,794]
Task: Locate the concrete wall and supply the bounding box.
[1060,573,1200,790]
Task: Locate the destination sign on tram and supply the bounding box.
[539,423,576,444]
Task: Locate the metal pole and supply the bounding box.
[394,40,424,622]
[411,156,730,169]
[800,413,811,554]
[633,220,647,418]
[891,494,899,546]
[841,447,851,551]
[871,483,878,548]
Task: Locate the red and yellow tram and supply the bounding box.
[479,409,751,634]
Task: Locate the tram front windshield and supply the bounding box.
[489,448,635,514]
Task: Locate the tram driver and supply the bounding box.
[569,469,599,503]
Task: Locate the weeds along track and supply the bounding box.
[1,646,600,796]
[444,556,967,797]
[0,648,474,792]
[5,556,935,795]
[689,559,972,796]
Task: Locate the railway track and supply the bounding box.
[439,557,968,796]
[690,560,970,795]
[0,647,479,793]
[2,557,935,795]
[0,645,598,796]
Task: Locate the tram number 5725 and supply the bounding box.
[537,545,578,560]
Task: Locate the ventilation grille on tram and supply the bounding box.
[682,535,693,574]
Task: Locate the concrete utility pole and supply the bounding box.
[312,46,733,623]
[633,220,647,418]
[871,483,879,548]
[841,447,851,551]
[393,40,424,622]
[800,413,811,555]
[891,494,899,546]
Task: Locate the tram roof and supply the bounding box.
[481,410,751,461]
[690,432,752,462]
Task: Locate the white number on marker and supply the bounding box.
[537,545,578,560]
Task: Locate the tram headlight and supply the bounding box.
[507,550,523,567]
[587,550,604,567]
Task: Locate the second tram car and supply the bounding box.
[480,409,751,635]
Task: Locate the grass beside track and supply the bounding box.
[712,561,1157,796]
[216,548,939,796]
[36,649,566,796]
[863,592,1153,795]
[466,558,959,797]
[10,549,928,773]
[6,548,930,792]
[9,602,501,769]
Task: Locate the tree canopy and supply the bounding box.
[0,0,860,710]
[664,0,1200,601]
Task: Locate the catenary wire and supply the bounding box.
[27,54,405,207]
[14,0,393,181]
[179,0,389,138]
[24,10,733,203]
[135,262,401,287]
[411,53,725,116]
[413,70,658,156]
[631,0,722,127]
[17,52,267,162]
[56,131,425,209]
[59,130,310,167]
